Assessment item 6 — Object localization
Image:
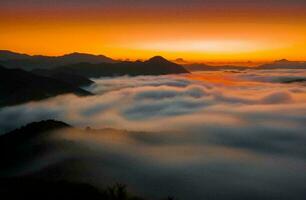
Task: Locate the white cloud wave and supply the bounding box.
[1,69,306,199]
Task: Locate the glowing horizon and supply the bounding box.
[1,0,306,63]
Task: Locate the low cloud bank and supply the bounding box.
[1,69,306,199]
[1,69,305,133]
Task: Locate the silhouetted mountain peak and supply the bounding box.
[0,50,116,70]
[6,120,70,135]
[174,58,189,64]
[60,52,115,63]
[258,59,306,69]
[0,50,31,60]
[54,56,189,77]
[175,58,185,62]
[275,59,290,63]
[0,120,70,145]
[63,52,102,58]
[63,52,87,57]
[69,52,86,55]
[147,56,169,63]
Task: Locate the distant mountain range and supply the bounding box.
[184,59,306,71]
[0,50,189,77]
[53,56,189,78]
[2,50,306,72]
[256,59,306,69]
[0,65,92,107]
[0,52,189,106]
[0,50,116,70]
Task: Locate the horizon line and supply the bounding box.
[1,49,306,66]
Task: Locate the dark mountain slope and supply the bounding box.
[0,120,71,175]
[0,66,91,107]
[0,120,147,200]
[0,50,31,60]
[32,68,94,87]
[59,52,115,64]
[0,51,189,77]
[257,59,306,69]
[182,59,306,71]
[0,120,70,143]
[55,56,189,78]
[0,178,106,200]
[0,50,116,70]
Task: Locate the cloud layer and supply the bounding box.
[1,69,306,199]
[1,69,306,133]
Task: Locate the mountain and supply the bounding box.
[0,178,106,200]
[59,52,115,64]
[0,120,153,200]
[54,56,190,78]
[183,59,306,71]
[31,68,94,87]
[0,50,31,60]
[0,120,147,200]
[0,120,70,141]
[174,58,189,65]
[0,50,116,70]
[0,66,92,107]
[257,59,306,69]
[0,120,71,174]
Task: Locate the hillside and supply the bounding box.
[257,59,306,69]
[55,56,189,78]
[0,66,92,107]
[0,120,161,200]
[31,68,94,87]
[0,50,116,70]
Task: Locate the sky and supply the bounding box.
[1,0,306,62]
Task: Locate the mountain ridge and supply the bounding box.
[0,119,161,200]
[257,59,306,69]
[0,50,190,76]
[0,65,92,107]
[184,59,306,71]
[52,56,189,78]
[0,50,116,70]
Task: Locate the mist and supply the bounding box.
[1,69,306,199]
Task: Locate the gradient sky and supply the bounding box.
[1,0,306,62]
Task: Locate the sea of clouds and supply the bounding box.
[1,69,306,199]
[1,69,306,134]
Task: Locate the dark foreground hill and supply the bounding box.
[31,68,94,86]
[0,120,172,200]
[0,120,71,174]
[0,178,107,200]
[0,66,92,107]
[54,56,189,78]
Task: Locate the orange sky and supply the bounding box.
[1,1,306,62]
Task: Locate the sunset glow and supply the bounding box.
[1,0,306,62]
[2,1,306,199]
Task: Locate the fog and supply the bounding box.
[1,69,306,199]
